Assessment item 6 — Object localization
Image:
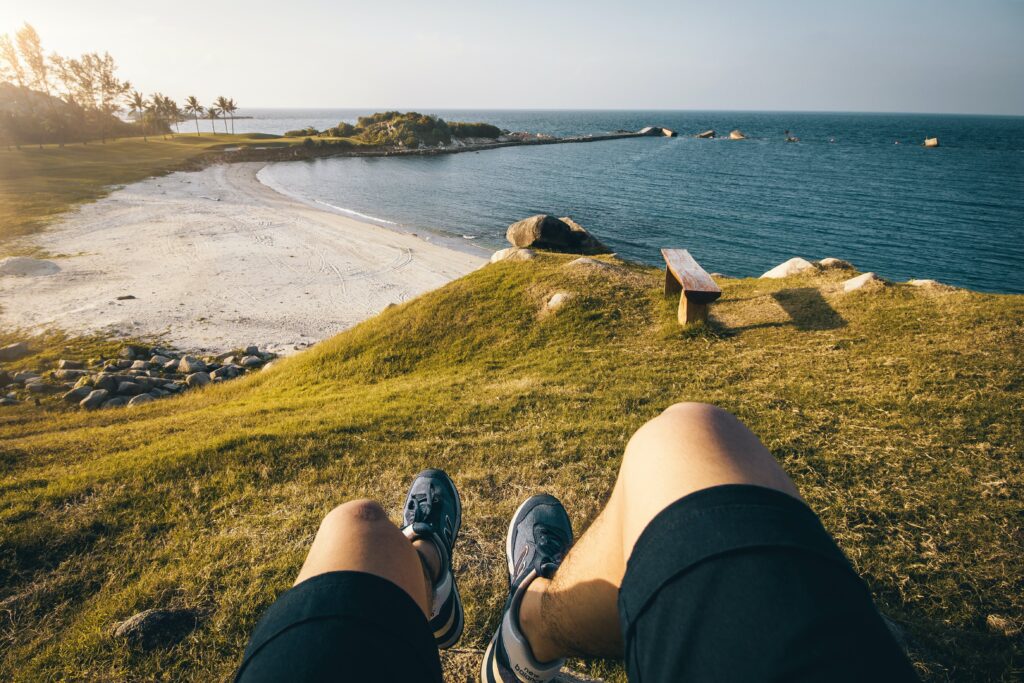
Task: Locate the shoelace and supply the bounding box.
[534,525,568,575]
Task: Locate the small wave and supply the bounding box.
[462,235,477,240]
[312,199,398,225]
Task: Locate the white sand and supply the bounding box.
[0,163,485,355]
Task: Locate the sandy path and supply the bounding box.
[0,163,485,354]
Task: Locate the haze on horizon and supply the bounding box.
[2,0,1022,116]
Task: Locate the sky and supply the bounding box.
[1,0,1022,115]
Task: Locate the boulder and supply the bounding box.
[80,389,109,410]
[0,397,17,406]
[93,375,119,393]
[114,359,133,369]
[924,137,939,148]
[506,215,609,255]
[74,376,94,389]
[102,396,128,409]
[240,355,262,368]
[907,279,954,291]
[163,359,180,372]
[244,345,260,356]
[491,247,537,263]
[0,342,30,362]
[128,393,155,407]
[53,369,88,381]
[545,291,573,312]
[0,370,11,386]
[564,257,624,274]
[818,257,854,270]
[117,381,145,396]
[13,371,40,384]
[63,386,94,404]
[0,257,60,277]
[165,382,185,392]
[58,359,84,370]
[131,360,150,370]
[760,258,818,279]
[112,608,199,650]
[729,130,746,140]
[178,356,206,374]
[842,272,885,292]
[27,382,56,394]
[185,372,211,388]
[696,130,715,139]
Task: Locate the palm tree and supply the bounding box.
[224,98,238,134]
[205,105,221,135]
[183,96,203,136]
[127,90,149,141]
[215,96,232,135]
[165,97,181,135]
[147,93,166,139]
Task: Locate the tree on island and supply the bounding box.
[215,96,234,135]
[183,96,203,136]
[127,91,148,141]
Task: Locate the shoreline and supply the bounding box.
[0,162,485,355]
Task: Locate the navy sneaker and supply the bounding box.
[481,494,573,683]
[401,468,464,649]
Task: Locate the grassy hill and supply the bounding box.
[1,255,1021,681]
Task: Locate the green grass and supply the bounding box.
[1,258,1021,681]
[0,134,302,247]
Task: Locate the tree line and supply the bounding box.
[0,23,239,149]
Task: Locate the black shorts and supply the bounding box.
[236,484,917,682]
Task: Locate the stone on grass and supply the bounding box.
[564,257,623,274]
[506,214,609,254]
[27,382,55,394]
[63,386,94,404]
[13,371,40,384]
[240,355,262,368]
[818,257,854,270]
[907,279,954,291]
[163,359,180,371]
[760,257,817,279]
[178,356,206,373]
[185,372,211,388]
[93,375,118,393]
[244,345,260,356]
[58,359,84,370]
[0,397,17,406]
[53,369,88,381]
[112,608,199,650]
[128,393,155,407]
[115,359,133,369]
[491,247,537,263]
[545,291,573,312]
[103,396,128,408]
[0,342,30,362]
[130,360,150,370]
[150,355,171,366]
[842,272,885,292]
[0,370,11,386]
[80,389,109,410]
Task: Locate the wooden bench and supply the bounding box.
[661,248,722,325]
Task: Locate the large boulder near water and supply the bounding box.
[761,257,818,279]
[843,272,885,292]
[491,247,537,263]
[506,215,609,255]
[112,608,199,649]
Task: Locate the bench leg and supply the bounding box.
[664,268,682,296]
[678,296,709,325]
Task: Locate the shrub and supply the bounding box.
[284,127,320,138]
[449,121,502,139]
[327,122,357,137]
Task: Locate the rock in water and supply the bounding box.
[843,272,885,292]
[80,389,109,410]
[0,342,30,361]
[696,129,715,139]
[506,215,609,254]
[112,608,199,649]
[761,258,818,279]
[924,137,939,148]
[729,130,746,140]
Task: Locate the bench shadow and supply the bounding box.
[771,287,846,331]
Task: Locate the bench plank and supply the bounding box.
[661,248,722,325]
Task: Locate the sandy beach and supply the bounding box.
[0,163,485,354]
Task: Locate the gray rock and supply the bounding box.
[74,376,94,389]
[13,371,40,384]
[818,257,854,270]
[0,342,30,362]
[80,389,109,410]
[102,396,128,408]
[0,370,11,386]
[58,359,84,370]
[843,272,885,292]
[130,360,150,370]
[150,355,171,366]
[0,396,17,406]
[506,214,610,254]
[564,257,624,274]
[63,386,94,403]
[112,608,199,650]
[93,375,119,393]
[761,257,817,279]
[185,372,211,388]
[128,393,155,407]
[163,359,180,371]
[491,247,537,263]
[117,381,145,396]
[907,278,955,291]
[240,355,262,368]
[115,359,133,370]
[53,369,88,381]
[244,345,260,356]
[545,291,573,311]
[27,381,56,394]
[165,382,184,392]
[178,356,206,374]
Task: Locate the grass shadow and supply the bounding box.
[771,287,847,331]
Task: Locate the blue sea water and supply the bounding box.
[242,109,1024,293]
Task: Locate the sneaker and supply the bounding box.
[481,494,573,683]
[401,468,464,649]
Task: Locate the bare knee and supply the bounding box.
[623,402,738,468]
[320,499,390,534]
[659,401,735,425]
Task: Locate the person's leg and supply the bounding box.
[519,401,799,661]
[293,498,438,614]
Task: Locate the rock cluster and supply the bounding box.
[112,608,200,649]
[0,343,275,410]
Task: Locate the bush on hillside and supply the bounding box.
[283,127,320,138]
[326,122,357,137]
[449,121,502,139]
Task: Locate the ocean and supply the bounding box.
[240,109,1024,293]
